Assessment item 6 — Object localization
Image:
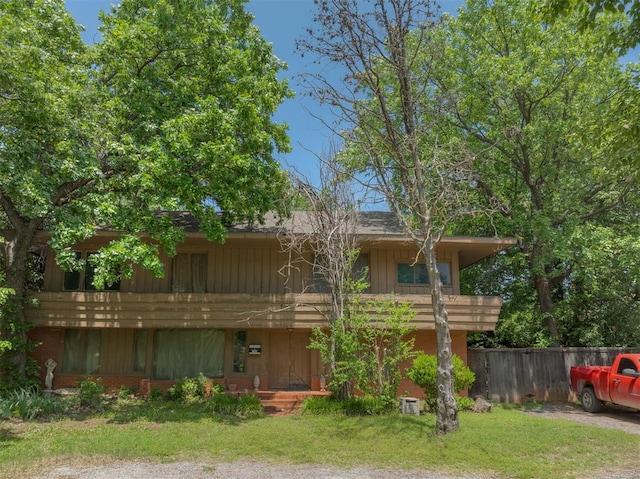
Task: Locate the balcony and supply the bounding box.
[26,292,502,331]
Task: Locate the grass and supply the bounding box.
[1,400,639,479]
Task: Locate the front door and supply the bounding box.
[268,330,311,390]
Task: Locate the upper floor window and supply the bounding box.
[63,252,120,291]
[397,262,451,286]
[172,253,208,293]
[312,253,370,293]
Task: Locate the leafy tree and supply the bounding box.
[434,0,639,345]
[0,0,291,387]
[544,1,640,185]
[298,0,480,434]
[544,0,640,50]
[309,297,416,407]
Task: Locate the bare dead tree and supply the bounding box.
[297,0,480,434]
[280,159,362,399]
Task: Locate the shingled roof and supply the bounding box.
[166,210,406,236]
[164,211,515,268]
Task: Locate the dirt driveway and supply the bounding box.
[521,401,640,435]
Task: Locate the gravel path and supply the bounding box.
[35,403,640,479]
[39,462,490,479]
[521,401,640,435]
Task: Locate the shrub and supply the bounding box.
[456,396,475,410]
[76,378,105,410]
[167,374,209,404]
[302,395,395,416]
[407,353,475,411]
[301,396,344,415]
[343,395,393,416]
[148,386,164,401]
[207,393,263,418]
[0,388,66,420]
[235,395,263,418]
[117,385,137,400]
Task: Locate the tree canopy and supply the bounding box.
[0,0,291,386]
[438,0,640,346]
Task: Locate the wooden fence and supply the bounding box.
[467,347,640,403]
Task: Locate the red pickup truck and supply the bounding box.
[570,353,640,412]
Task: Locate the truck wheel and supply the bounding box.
[580,387,602,413]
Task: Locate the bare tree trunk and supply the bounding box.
[535,274,560,346]
[426,247,458,434]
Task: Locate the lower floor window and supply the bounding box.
[153,329,224,380]
[61,329,101,374]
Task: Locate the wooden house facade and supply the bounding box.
[25,212,515,396]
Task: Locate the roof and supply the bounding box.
[168,211,516,269]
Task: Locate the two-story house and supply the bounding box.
[26,211,515,396]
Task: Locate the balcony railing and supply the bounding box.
[26,292,503,331]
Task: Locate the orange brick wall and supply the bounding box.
[29,326,470,398]
[28,327,63,389]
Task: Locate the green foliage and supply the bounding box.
[301,394,394,416]
[456,396,476,411]
[0,388,66,420]
[407,354,475,410]
[342,395,395,416]
[301,396,345,415]
[148,386,164,401]
[439,0,640,347]
[206,393,263,418]
[544,0,640,51]
[75,378,105,410]
[309,296,416,403]
[117,385,137,401]
[167,374,209,404]
[0,0,291,384]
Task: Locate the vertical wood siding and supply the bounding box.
[44,239,461,296]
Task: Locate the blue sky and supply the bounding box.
[64,0,464,182]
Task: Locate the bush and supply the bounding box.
[301,396,344,415]
[76,378,105,410]
[167,374,209,404]
[302,395,395,416]
[343,395,393,416]
[117,385,137,400]
[0,388,66,420]
[456,396,475,410]
[207,393,263,418]
[407,353,475,411]
[148,386,164,401]
[235,395,263,418]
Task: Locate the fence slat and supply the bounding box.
[467,347,640,403]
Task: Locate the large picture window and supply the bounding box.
[397,262,451,285]
[61,329,101,373]
[153,329,224,379]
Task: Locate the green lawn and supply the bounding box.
[1,402,638,479]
